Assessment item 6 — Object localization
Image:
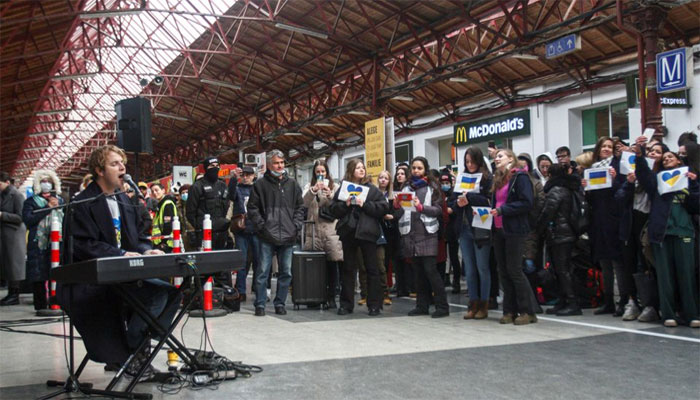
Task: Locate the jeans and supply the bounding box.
[235,233,260,295]
[255,241,293,308]
[124,278,181,350]
[460,228,491,301]
[493,229,534,315]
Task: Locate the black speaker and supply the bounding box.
[116,97,152,154]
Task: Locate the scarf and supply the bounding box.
[410,175,428,189]
[32,195,64,250]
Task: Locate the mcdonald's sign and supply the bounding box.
[453,110,530,146]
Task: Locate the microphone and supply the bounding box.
[122,174,144,199]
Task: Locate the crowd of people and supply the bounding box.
[1,130,698,330]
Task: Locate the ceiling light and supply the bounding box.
[24,146,50,151]
[154,112,189,121]
[314,122,335,127]
[348,110,370,116]
[284,132,304,136]
[36,109,71,116]
[53,73,98,81]
[449,77,470,83]
[391,96,414,101]
[510,53,539,60]
[79,10,142,19]
[200,78,241,90]
[274,22,328,40]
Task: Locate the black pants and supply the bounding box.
[550,242,576,304]
[326,260,340,300]
[621,210,649,300]
[414,256,448,312]
[493,230,534,315]
[340,238,381,310]
[448,240,461,286]
[489,246,499,299]
[393,253,414,295]
[600,258,625,305]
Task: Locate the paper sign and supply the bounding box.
[471,207,493,230]
[657,167,689,195]
[643,128,656,140]
[584,167,612,191]
[338,181,370,202]
[620,152,656,175]
[396,193,414,210]
[453,173,482,193]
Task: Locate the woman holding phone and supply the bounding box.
[330,159,389,316]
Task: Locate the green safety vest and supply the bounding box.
[152,198,177,248]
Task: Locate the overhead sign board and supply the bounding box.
[545,34,581,59]
[626,76,691,109]
[657,47,693,94]
[454,110,530,146]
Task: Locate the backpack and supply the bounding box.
[569,190,590,236]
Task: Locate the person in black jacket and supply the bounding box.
[186,156,231,251]
[247,150,304,316]
[56,145,179,377]
[449,147,492,319]
[491,149,536,325]
[330,158,390,316]
[634,146,699,328]
[583,136,627,316]
[231,166,259,302]
[537,164,582,316]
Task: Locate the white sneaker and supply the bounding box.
[663,319,678,327]
[622,299,641,321]
[690,319,700,328]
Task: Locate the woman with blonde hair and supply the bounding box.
[490,149,537,325]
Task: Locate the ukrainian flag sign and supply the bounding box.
[584,167,612,191]
[453,173,482,194]
[657,166,688,195]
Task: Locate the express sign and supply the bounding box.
[454,110,530,146]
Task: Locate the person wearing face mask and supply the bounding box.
[439,169,462,294]
[150,183,177,253]
[635,148,699,328]
[22,170,64,314]
[175,183,194,251]
[186,157,231,252]
[231,167,261,302]
[582,136,626,316]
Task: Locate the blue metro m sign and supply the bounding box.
[656,47,693,94]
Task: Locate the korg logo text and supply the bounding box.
[129,259,144,267]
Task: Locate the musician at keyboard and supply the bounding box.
[56,145,181,377]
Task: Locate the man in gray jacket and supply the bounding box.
[247,150,304,316]
[0,172,26,306]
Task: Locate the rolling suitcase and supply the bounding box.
[292,221,327,310]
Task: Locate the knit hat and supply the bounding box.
[203,156,219,169]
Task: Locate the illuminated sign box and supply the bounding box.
[454,110,530,146]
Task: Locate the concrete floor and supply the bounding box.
[1,285,698,400]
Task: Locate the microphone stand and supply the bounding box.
[37,190,144,400]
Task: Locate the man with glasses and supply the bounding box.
[555,146,578,170]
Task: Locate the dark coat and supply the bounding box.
[186,177,231,233]
[635,152,700,244]
[492,172,534,236]
[232,182,256,234]
[23,194,65,282]
[57,181,153,365]
[537,174,580,245]
[247,171,304,246]
[329,182,389,243]
[585,157,625,262]
[395,182,443,258]
[447,173,492,236]
[0,185,27,281]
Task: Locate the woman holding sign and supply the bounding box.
[490,149,536,325]
[330,159,390,316]
[449,147,493,319]
[393,156,449,318]
[635,148,699,328]
[583,136,626,316]
[302,160,343,309]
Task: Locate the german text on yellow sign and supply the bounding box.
[365,117,385,184]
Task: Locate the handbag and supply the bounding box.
[472,227,491,244]
[229,213,246,233]
[318,205,336,222]
[336,208,359,238]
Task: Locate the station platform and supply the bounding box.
[1,284,698,400]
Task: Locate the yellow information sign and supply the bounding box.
[364,117,385,184]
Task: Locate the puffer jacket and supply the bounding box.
[302,183,343,261]
[247,171,304,246]
[329,181,389,243]
[536,174,580,245]
[395,181,443,258]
